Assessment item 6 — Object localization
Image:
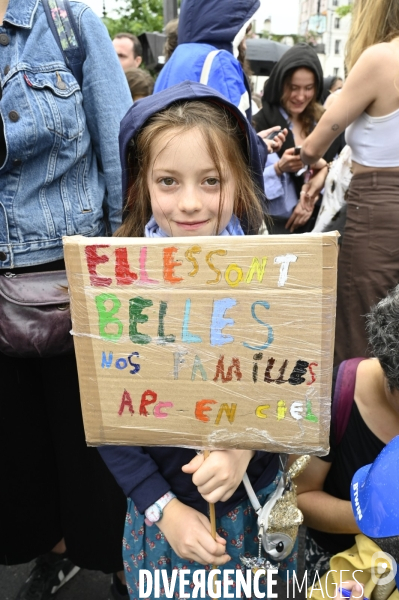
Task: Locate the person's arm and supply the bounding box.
[155,448,255,563]
[264,148,303,198]
[98,445,171,512]
[301,44,385,164]
[295,456,360,534]
[78,6,132,233]
[298,163,330,211]
[285,196,313,232]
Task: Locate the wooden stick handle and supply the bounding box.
[203,450,218,598]
[203,450,217,539]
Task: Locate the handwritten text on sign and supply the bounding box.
[64,234,338,453]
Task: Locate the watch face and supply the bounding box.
[146,505,161,523]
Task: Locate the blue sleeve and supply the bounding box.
[78,6,133,233]
[98,445,171,513]
[264,162,286,200]
[256,135,269,170]
[207,52,249,115]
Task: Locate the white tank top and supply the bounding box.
[346,107,399,167]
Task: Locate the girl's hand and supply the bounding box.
[300,166,328,209]
[334,582,365,599]
[299,183,316,211]
[257,127,288,154]
[303,163,329,206]
[277,147,304,174]
[156,498,230,566]
[285,198,313,233]
[182,449,255,503]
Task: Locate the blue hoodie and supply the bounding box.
[99,82,278,517]
[119,80,267,224]
[154,0,260,123]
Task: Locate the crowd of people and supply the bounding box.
[1,0,399,599]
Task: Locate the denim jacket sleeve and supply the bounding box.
[77,5,132,233]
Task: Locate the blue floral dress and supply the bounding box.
[123,473,298,599]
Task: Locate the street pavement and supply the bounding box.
[0,527,306,599]
[0,563,111,600]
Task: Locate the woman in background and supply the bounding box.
[253,44,342,234]
[321,75,343,105]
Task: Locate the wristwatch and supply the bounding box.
[144,491,176,526]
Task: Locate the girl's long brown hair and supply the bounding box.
[281,68,324,137]
[115,101,264,238]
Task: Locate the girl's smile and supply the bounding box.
[147,127,235,237]
[174,220,211,230]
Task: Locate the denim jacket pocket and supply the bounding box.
[24,69,85,140]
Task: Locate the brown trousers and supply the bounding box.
[335,171,399,364]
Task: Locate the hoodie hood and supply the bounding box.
[262,43,324,106]
[177,0,260,53]
[119,81,265,229]
[253,43,325,161]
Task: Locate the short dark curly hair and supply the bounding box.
[366,284,399,391]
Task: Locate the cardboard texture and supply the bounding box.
[63,233,338,454]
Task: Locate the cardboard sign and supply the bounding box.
[63,233,338,454]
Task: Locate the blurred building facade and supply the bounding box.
[298,0,352,78]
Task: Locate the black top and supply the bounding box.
[308,368,385,555]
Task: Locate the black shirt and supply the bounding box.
[308,367,385,555]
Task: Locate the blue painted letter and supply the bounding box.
[182,299,202,343]
[210,298,236,346]
[243,301,274,350]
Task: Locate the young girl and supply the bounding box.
[100,81,296,599]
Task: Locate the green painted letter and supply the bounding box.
[95,293,123,342]
[129,297,153,345]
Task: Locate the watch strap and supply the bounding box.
[144,491,176,526]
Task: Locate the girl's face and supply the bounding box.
[283,68,316,116]
[147,127,235,237]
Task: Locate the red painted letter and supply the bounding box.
[115,247,138,285]
[139,390,158,416]
[85,245,112,287]
[118,389,134,415]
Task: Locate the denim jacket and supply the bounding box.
[0,0,132,268]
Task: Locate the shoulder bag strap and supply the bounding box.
[333,357,366,445]
[42,0,86,88]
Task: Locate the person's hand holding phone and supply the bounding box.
[257,127,287,153]
[276,147,304,174]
